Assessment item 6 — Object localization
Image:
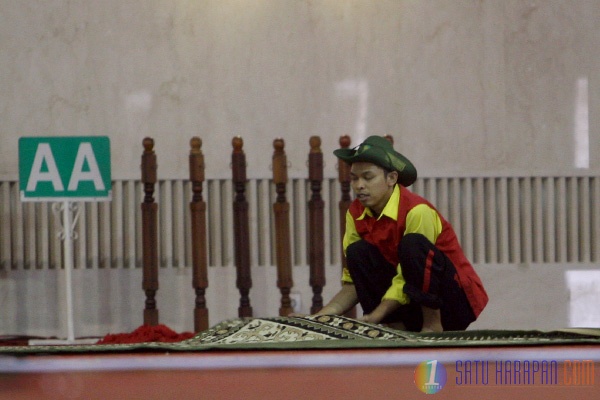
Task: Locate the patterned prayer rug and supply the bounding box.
[1,315,599,354]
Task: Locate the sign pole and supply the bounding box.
[28,201,88,345]
[62,200,76,342]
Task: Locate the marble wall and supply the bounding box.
[1,1,599,335]
[1,0,598,180]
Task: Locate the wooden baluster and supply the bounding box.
[308,136,325,314]
[141,137,159,326]
[272,138,294,316]
[189,137,209,332]
[338,135,356,318]
[232,136,253,318]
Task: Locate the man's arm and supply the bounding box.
[315,283,359,316]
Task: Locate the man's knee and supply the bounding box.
[346,240,390,276]
[398,233,431,264]
[346,239,370,261]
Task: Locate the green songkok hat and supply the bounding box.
[333,135,417,187]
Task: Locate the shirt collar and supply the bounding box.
[356,185,400,221]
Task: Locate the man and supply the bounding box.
[316,135,488,332]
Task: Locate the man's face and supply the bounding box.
[349,162,398,215]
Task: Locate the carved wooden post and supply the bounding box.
[272,138,294,316]
[141,137,159,326]
[189,137,209,332]
[232,136,253,318]
[308,136,325,314]
[338,135,356,318]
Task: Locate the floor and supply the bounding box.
[1,345,599,399]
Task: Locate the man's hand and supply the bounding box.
[358,299,401,324]
[357,314,377,323]
[314,283,359,316]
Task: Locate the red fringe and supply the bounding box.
[97,324,195,345]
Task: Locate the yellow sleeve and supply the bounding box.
[381,204,442,305]
[341,210,361,283]
[404,203,442,243]
[382,265,411,304]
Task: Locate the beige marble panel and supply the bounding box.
[0,0,598,180]
[501,0,599,175]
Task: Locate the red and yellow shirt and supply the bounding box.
[342,185,488,317]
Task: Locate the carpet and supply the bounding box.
[1,315,599,355]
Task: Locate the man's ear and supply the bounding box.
[387,171,399,186]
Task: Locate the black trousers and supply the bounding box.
[345,233,475,331]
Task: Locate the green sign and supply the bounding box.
[19,136,112,202]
